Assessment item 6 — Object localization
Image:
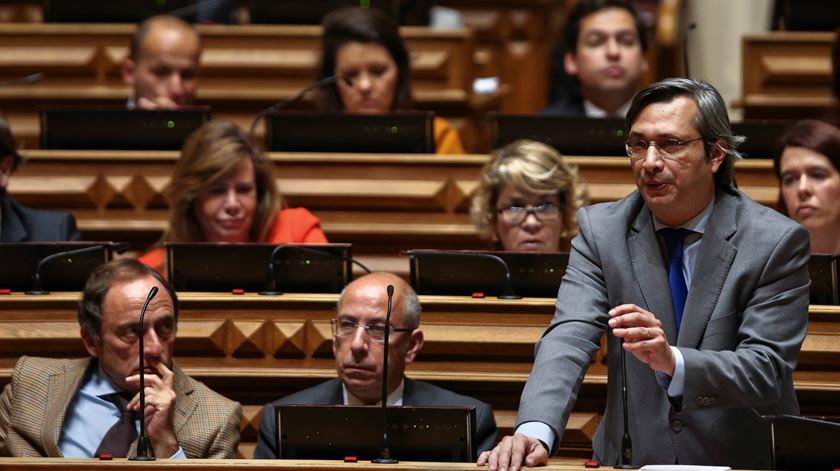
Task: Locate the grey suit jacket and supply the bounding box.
[0,194,80,242]
[0,356,241,458]
[254,377,497,459]
[516,188,810,469]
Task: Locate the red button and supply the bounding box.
[231,289,245,295]
[471,292,485,298]
[0,289,11,295]
[343,456,358,463]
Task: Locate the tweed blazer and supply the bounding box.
[0,356,241,458]
[516,188,810,469]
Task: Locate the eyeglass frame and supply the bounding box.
[330,318,414,343]
[496,202,561,225]
[624,135,705,160]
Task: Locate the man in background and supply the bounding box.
[122,15,201,110]
[254,272,497,459]
[0,115,79,241]
[545,0,649,117]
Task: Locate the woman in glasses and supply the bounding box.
[471,140,588,252]
[773,119,840,255]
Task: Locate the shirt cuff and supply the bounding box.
[515,421,556,453]
[667,346,685,397]
[169,447,187,459]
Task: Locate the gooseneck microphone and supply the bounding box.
[26,245,107,295]
[682,22,697,79]
[405,250,521,299]
[615,339,635,469]
[131,285,159,461]
[373,284,398,464]
[0,72,44,87]
[259,244,370,296]
[248,75,353,137]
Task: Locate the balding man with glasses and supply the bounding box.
[254,272,497,459]
[480,78,810,470]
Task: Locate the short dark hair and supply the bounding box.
[0,115,22,171]
[563,0,648,55]
[78,258,178,342]
[316,7,413,111]
[129,14,200,62]
[626,78,745,189]
[773,119,840,213]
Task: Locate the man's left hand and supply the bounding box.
[608,304,676,376]
[125,362,179,458]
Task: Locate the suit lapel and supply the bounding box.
[43,359,91,457]
[628,207,678,340]
[171,363,196,439]
[678,191,738,347]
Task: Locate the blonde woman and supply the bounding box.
[139,120,327,274]
[471,140,588,252]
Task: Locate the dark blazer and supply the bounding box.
[0,356,241,458]
[516,188,810,469]
[254,377,497,459]
[0,194,80,242]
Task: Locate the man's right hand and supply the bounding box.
[477,433,548,471]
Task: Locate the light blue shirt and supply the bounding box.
[59,363,185,459]
[515,200,715,452]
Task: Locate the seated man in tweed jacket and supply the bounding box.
[0,259,241,458]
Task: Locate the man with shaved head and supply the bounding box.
[254,272,498,459]
[122,15,201,110]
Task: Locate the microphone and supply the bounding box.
[404,250,521,299]
[248,75,353,138]
[682,22,697,79]
[26,244,109,295]
[131,285,159,461]
[0,72,44,88]
[259,243,369,296]
[614,339,636,469]
[372,284,398,464]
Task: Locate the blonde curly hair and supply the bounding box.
[470,140,588,247]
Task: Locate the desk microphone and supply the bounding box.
[248,75,353,138]
[614,339,636,469]
[405,250,521,299]
[0,72,44,88]
[130,285,158,461]
[25,244,108,295]
[373,284,398,464]
[259,244,369,296]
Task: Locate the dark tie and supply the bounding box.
[95,392,137,458]
[660,228,691,334]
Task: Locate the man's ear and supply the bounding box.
[709,139,727,173]
[121,58,136,87]
[403,329,424,365]
[80,327,100,358]
[564,51,579,77]
[0,155,13,189]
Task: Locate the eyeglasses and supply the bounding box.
[330,318,413,343]
[624,136,704,160]
[497,203,561,225]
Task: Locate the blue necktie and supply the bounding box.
[660,228,691,334]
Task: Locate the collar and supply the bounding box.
[652,197,714,234]
[79,361,121,398]
[342,379,405,406]
[583,98,632,118]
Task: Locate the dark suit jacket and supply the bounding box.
[0,356,241,458]
[0,194,80,242]
[254,377,497,459]
[542,96,586,116]
[516,188,810,469]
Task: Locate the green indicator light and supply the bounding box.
[167,120,175,129]
[615,129,625,138]
[305,259,311,265]
[390,126,399,134]
[360,0,370,7]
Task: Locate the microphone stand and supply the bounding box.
[259,243,371,296]
[130,285,159,461]
[26,244,108,295]
[404,250,521,299]
[372,285,398,464]
[615,338,636,469]
[0,72,44,87]
[248,75,352,138]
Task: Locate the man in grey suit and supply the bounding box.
[480,78,810,470]
[254,272,497,459]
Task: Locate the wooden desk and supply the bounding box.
[0,458,590,471]
[7,151,782,273]
[741,32,836,119]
